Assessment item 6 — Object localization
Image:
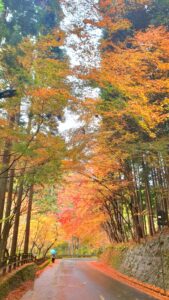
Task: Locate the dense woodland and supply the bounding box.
[59,0,169,245]
[0,0,71,261]
[0,0,169,263]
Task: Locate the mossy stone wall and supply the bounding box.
[101,235,169,290]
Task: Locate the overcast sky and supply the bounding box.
[58,0,102,134]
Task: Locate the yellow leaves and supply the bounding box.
[28,87,70,107]
[89,25,169,139]
[80,98,100,117]
[162,98,169,107]
[126,100,161,132]
[17,39,35,70]
[29,214,58,250]
[0,118,8,128]
[36,30,65,52]
[135,26,169,54]
[99,0,151,20]
[61,160,77,171]
[17,30,70,88]
[29,88,58,99]
[33,148,49,163]
[98,18,131,33]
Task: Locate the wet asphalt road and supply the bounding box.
[21,258,157,300]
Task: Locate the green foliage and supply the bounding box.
[55,242,69,257]
[0,0,61,44]
[36,186,59,213]
[0,0,4,12]
[101,84,124,103]
[126,0,169,29]
[149,0,169,27]
[37,259,50,270]
[55,242,99,258]
[100,84,126,112]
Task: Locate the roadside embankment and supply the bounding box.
[0,259,51,300]
[0,263,36,300]
[89,261,169,300]
[99,234,169,296]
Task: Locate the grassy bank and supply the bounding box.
[0,263,36,300]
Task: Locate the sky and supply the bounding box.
[58,0,102,134]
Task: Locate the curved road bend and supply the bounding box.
[21,258,157,300]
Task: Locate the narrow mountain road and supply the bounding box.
[21,258,157,300]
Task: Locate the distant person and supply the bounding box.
[50,248,57,263]
[51,254,56,263]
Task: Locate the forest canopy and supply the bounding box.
[0,0,169,262]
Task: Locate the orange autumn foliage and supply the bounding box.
[88,26,169,139]
[58,173,108,247]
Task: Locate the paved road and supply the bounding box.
[21,259,157,300]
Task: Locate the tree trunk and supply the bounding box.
[10,180,24,256]
[142,157,155,236]
[0,168,15,260]
[0,141,12,236]
[24,185,34,254]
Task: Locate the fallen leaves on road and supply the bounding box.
[89,262,169,300]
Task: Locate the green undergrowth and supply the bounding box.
[37,259,50,271]
[0,263,36,300]
[0,259,51,300]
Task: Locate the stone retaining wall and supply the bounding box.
[101,234,169,290]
